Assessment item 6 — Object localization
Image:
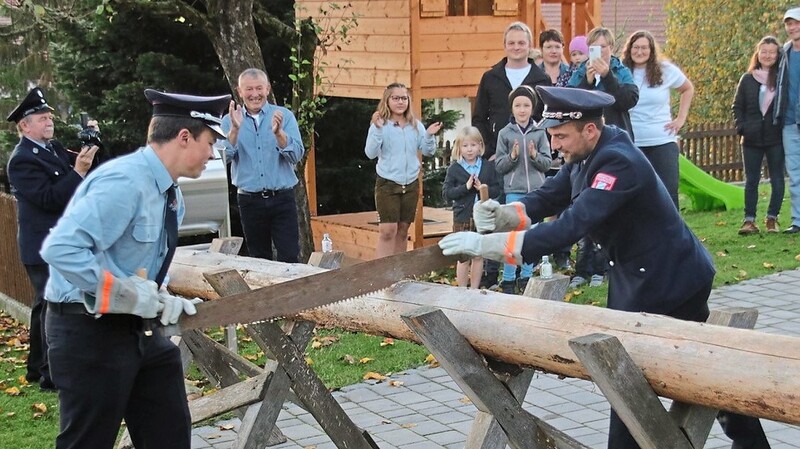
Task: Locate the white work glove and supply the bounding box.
[157,293,203,326]
[87,273,161,318]
[438,231,525,265]
[473,200,532,233]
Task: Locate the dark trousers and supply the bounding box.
[238,190,300,263]
[640,142,680,210]
[574,237,605,278]
[24,263,50,384]
[608,284,771,449]
[742,143,785,220]
[46,309,190,449]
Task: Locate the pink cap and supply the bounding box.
[569,36,588,55]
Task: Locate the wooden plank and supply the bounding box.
[307,250,345,269]
[332,67,412,89]
[418,67,486,87]
[333,34,410,53]
[419,50,505,69]
[420,33,505,51]
[325,84,385,99]
[325,50,411,70]
[402,306,581,449]
[418,85,479,99]
[188,371,273,423]
[299,0,410,19]
[417,16,514,35]
[254,321,378,449]
[569,333,694,449]
[669,307,759,449]
[330,17,410,35]
[182,330,262,386]
[209,237,243,255]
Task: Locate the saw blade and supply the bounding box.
[170,244,458,332]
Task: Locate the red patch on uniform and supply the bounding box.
[591,172,617,191]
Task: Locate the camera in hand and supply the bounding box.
[77,112,102,149]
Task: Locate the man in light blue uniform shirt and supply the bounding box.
[222,67,305,262]
[40,89,230,449]
[776,7,800,234]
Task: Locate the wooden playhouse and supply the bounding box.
[300,0,602,261]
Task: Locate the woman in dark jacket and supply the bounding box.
[733,36,784,235]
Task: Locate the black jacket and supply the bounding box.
[517,126,715,314]
[442,160,502,222]
[733,73,782,148]
[472,58,549,159]
[569,57,639,139]
[7,137,83,265]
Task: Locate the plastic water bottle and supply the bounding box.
[321,233,333,253]
[539,255,553,279]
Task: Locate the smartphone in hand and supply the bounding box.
[589,45,602,63]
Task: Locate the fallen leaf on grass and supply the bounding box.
[747,245,756,249]
[4,387,20,396]
[763,262,775,269]
[715,221,727,226]
[6,412,15,417]
[424,354,439,368]
[305,356,314,366]
[244,354,258,361]
[17,376,28,386]
[342,354,356,365]
[311,335,339,349]
[363,371,387,381]
[32,403,47,413]
[359,357,373,364]
[795,253,800,262]
[716,251,728,257]
[380,338,394,347]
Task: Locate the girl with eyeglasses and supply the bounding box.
[364,83,442,258]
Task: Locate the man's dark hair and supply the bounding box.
[573,117,604,132]
[147,116,208,144]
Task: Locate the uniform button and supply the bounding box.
[597,244,601,249]
[609,261,615,267]
[639,267,646,272]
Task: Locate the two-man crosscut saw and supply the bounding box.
[162,244,459,335]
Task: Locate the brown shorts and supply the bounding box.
[375,176,419,224]
[453,220,475,233]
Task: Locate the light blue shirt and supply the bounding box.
[364,120,436,185]
[787,49,800,125]
[221,104,305,191]
[41,146,184,303]
[458,157,482,177]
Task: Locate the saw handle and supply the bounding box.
[479,184,489,203]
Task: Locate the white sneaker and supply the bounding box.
[589,274,604,287]
[569,276,587,288]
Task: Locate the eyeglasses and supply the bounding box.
[390,96,409,102]
[631,45,650,51]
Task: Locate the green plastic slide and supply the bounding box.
[678,154,744,211]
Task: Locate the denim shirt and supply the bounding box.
[41,146,184,303]
[221,103,305,191]
[364,120,436,185]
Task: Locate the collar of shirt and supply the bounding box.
[458,157,482,176]
[246,108,266,129]
[511,117,535,132]
[142,145,176,194]
[26,136,49,151]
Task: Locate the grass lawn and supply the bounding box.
[2,185,799,448]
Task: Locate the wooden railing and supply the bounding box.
[425,122,747,183]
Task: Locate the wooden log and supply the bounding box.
[166,250,800,425]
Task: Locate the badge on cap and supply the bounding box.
[591,172,617,191]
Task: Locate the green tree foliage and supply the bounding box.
[666,0,794,122]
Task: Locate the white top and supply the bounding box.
[505,65,531,90]
[629,61,687,147]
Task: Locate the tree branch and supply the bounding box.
[114,0,212,35]
[252,1,294,40]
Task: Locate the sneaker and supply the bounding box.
[500,280,516,294]
[784,225,800,234]
[569,276,587,289]
[589,274,604,287]
[738,220,759,235]
[516,277,530,293]
[764,217,779,233]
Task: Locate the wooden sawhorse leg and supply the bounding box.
[402,305,589,449]
[569,307,759,449]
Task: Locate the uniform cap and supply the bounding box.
[6,87,54,123]
[535,86,615,129]
[785,7,800,21]
[144,89,231,138]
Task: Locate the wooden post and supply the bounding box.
[402,306,587,449]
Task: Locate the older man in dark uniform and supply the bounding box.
[440,86,771,449]
[6,87,98,390]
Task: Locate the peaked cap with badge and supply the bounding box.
[7,87,54,123]
[535,85,614,129]
[144,89,231,138]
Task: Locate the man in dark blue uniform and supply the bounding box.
[440,86,771,449]
[6,87,98,390]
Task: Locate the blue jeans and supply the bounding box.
[502,193,533,281]
[742,143,785,220]
[783,125,800,226]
